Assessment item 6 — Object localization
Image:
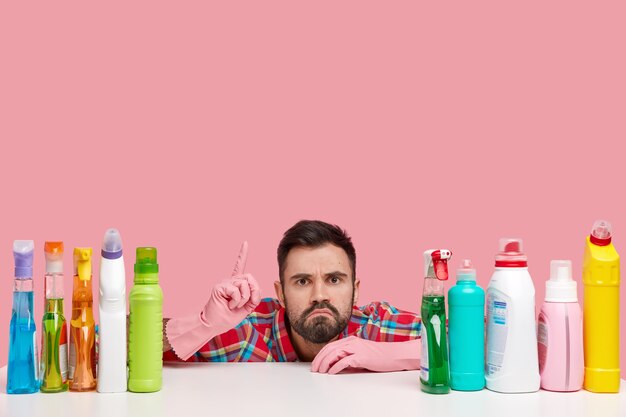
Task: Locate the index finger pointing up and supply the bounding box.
[231,241,248,277]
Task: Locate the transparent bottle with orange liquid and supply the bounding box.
[68,247,97,391]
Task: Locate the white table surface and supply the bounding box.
[1,363,624,417]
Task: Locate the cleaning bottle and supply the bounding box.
[583,220,620,393]
[537,260,583,392]
[69,247,97,391]
[7,240,39,394]
[40,241,69,392]
[420,249,452,394]
[128,247,163,392]
[448,259,485,391]
[485,238,540,393]
[97,228,127,393]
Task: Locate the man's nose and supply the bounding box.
[311,279,330,304]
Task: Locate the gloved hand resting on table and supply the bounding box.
[165,241,261,360]
[311,336,421,374]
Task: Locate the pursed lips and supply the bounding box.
[307,309,333,319]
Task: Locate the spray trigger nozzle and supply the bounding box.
[424,249,452,281]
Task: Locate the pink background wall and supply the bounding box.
[1,3,625,377]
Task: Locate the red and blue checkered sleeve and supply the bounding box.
[356,302,422,342]
[163,299,279,363]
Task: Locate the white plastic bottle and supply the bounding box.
[97,229,127,393]
[485,238,540,393]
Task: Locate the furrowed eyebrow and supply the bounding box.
[325,271,348,278]
[288,273,312,281]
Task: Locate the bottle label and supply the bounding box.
[537,313,548,374]
[40,331,46,380]
[60,324,69,381]
[33,331,39,381]
[486,291,509,376]
[420,323,429,381]
[69,333,76,380]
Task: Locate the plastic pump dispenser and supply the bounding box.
[69,248,96,391]
[40,241,69,393]
[7,240,39,394]
[420,249,452,394]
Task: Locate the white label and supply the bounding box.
[60,343,68,381]
[431,315,441,345]
[420,324,429,381]
[486,291,509,376]
[69,337,76,380]
[40,333,46,380]
[33,332,39,380]
[537,314,548,373]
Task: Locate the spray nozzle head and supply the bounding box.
[546,259,577,302]
[13,240,35,279]
[423,249,452,280]
[456,259,477,281]
[73,247,93,281]
[590,219,612,246]
[44,241,64,274]
[495,238,527,267]
[102,228,123,260]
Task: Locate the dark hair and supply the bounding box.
[277,220,356,282]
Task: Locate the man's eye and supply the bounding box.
[329,276,340,284]
[297,278,308,286]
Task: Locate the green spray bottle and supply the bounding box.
[420,249,452,394]
[128,247,163,392]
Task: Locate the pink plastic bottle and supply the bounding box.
[537,260,584,391]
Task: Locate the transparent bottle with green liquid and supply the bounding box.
[420,249,452,394]
[128,247,163,392]
[41,241,69,392]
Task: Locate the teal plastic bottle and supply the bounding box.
[420,249,452,394]
[448,259,485,391]
[128,247,163,393]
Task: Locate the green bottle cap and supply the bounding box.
[134,247,159,282]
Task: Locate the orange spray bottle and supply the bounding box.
[68,248,97,391]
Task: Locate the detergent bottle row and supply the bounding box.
[6,230,164,395]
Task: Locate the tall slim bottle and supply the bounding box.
[40,241,69,392]
[97,229,127,393]
[583,220,620,393]
[69,247,97,391]
[7,240,39,394]
[420,249,452,394]
[128,247,163,392]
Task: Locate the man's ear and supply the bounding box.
[274,280,286,308]
[353,278,360,306]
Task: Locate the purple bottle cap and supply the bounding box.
[14,240,35,278]
[101,228,123,260]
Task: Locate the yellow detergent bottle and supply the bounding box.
[583,220,620,393]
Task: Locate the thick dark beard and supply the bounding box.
[286,298,352,344]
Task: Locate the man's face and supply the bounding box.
[275,243,359,344]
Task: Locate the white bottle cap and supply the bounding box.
[545,260,577,302]
[456,259,477,282]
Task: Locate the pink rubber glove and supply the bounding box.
[311,336,420,374]
[166,242,261,360]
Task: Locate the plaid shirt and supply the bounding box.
[163,298,421,362]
